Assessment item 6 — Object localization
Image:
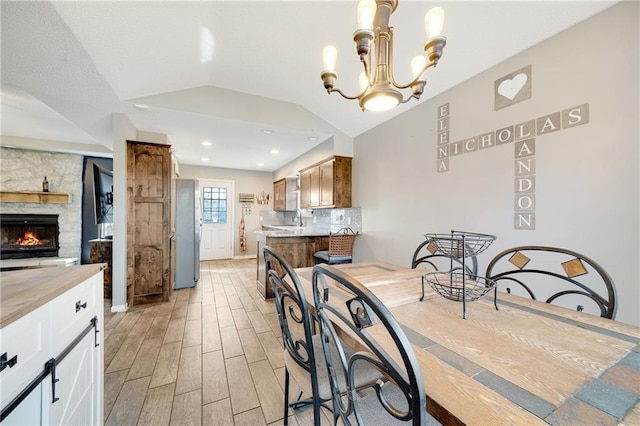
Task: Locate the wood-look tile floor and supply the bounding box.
[103,258,332,426]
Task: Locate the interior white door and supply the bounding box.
[200,179,234,260]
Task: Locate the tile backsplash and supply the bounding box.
[260,207,362,233]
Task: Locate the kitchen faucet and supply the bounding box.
[295,209,304,227]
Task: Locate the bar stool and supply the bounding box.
[314,227,357,265]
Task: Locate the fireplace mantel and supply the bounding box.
[0,191,71,204]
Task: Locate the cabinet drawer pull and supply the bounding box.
[0,352,18,372]
[75,300,87,312]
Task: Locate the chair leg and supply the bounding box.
[284,368,290,425]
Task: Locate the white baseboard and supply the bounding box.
[233,254,257,260]
[110,304,128,313]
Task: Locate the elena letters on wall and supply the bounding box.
[435,65,589,230]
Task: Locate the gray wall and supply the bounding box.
[352,2,639,326]
[178,164,274,258]
[80,156,113,263]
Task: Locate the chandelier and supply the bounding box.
[320,0,446,112]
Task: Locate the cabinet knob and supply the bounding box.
[0,352,18,372]
[75,301,88,312]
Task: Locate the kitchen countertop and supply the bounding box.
[257,225,332,237]
[0,263,105,329]
[0,256,80,271]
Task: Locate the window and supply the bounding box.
[202,186,227,223]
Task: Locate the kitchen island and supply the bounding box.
[0,264,104,424]
[255,227,330,299]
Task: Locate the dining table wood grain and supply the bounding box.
[295,261,640,426]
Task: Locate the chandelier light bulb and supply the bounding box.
[411,56,428,79]
[363,93,400,112]
[424,7,445,39]
[357,0,376,30]
[359,71,370,92]
[322,45,338,72]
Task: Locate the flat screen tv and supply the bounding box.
[92,163,113,225]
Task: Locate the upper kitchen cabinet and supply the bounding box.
[273,177,298,211]
[273,179,286,211]
[300,156,352,209]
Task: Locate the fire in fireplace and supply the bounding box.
[0,214,60,259]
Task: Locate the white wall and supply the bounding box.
[273,138,337,180]
[353,2,639,326]
[178,164,273,258]
[110,113,137,312]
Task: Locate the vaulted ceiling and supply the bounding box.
[1,1,617,171]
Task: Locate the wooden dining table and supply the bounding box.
[294,261,640,426]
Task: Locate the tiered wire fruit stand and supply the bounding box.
[421,230,498,319]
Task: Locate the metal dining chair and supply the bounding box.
[485,245,617,318]
[263,246,381,425]
[314,227,357,265]
[312,263,435,425]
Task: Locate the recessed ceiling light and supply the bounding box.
[134,104,149,110]
[270,149,279,154]
[308,136,318,141]
[201,141,212,146]
[201,157,209,161]
[262,129,274,134]
[257,162,264,167]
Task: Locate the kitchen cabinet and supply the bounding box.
[256,232,329,299]
[273,177,298,211]
[0,265,104,425]
[127,141,173,306]
[273,179,286,211]
[319,160,334,206]
[299,156,351,209]
[299,169,312,209]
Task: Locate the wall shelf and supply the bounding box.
[0,191,71,204]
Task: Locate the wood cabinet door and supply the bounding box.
[308,166,320,207]
[127,141,172,305]
[333,156,352,208]
[299,169,312,208]
[319,160,334,206]
[273,179,286,211]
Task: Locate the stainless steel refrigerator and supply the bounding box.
[174,179,202,288]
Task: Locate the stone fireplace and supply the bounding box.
[0,214,60,259]
[0,147,83,260]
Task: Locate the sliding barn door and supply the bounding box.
[127,141,172,305]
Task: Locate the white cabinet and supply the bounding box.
[0,267,104,426]
[1,385,42,425]
[44,332,101,425]
[0,305,50,412]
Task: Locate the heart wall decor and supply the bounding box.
[495,65,532,111]
[498,73,528,100]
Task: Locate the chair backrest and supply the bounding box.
[263,246,320,394]
[485,245,617,319]
[328,227,357,257]
[312,264,426,425]
[411,238,477,276]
